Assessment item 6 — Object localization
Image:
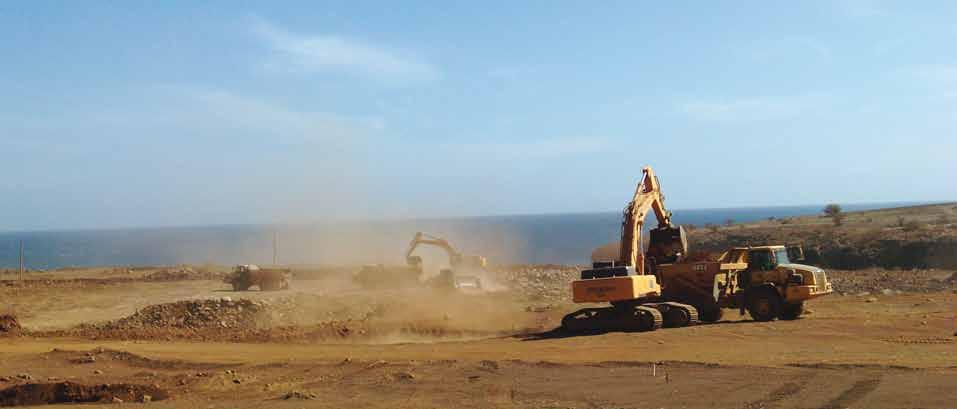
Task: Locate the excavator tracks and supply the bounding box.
[633,306,663,331]
[561,304,665,333]
[655,302,699,328]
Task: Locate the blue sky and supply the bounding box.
[1,1,955,231]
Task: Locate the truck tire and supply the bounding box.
[746,288,781,322]
[780,302,804,320]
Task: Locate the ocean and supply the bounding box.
[0,203,922,270]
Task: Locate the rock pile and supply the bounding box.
[827,269,957,295]
[88,299,270,331]
[499,265,579,301]
[144,267,224,282]
[0,314,21,336]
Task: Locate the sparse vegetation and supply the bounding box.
[823,203,845,226]
[832,212,846,226]
[902,220,923,232]
[823,203,842,217]
[705,223,719,233]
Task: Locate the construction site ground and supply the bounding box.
[1,266,956,408]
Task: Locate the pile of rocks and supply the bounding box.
[144,267,224,282]
[499,265,579,301]
[89,298,270,331]
[0,314,21,336]
[827,269,957,295]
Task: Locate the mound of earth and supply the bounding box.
[827,269,957,294]
[0,278,135,288]
[143,267,224,281]
[0,381,166,406]
[497,265,579,301]
[0,314,21,336]
[42,290,539,343]
[89,298,270,331]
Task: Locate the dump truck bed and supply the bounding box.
[655,261,748,303]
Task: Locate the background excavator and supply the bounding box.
[405,232,484,290]
[353,232,486,290]
[563,166,699,332]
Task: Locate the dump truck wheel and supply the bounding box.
[747,289,781,322]
[779,302,804,320]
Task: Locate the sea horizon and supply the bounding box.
[0,200,944,270]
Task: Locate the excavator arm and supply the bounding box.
[617,166,687,275]
[405,232,463,267]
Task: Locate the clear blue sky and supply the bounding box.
[2,1,955,231]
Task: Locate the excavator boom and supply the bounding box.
[608,166,687,274]
[406,232,462,266]
[405,232,487,270]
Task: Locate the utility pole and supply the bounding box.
[19,240,24,281]
[272,231,278,266]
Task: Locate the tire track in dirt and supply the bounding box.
[819,378,881,409]
[743,381,806,409]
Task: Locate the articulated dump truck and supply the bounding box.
[224,265,291,291]
[562,166,833,333]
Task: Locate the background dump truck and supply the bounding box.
[224,264,291,291]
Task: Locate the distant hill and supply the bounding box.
[688,202,957,269]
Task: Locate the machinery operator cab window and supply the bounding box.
[773,248,791,265]
[748,250,775,272]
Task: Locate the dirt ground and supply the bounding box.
[1,266,956,408]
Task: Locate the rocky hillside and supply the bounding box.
[687,203,957,270]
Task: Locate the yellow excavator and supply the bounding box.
[405,232,484,290]
[563,166,698,332]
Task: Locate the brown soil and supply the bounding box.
[0,381,167,406]
[0,265,956,408]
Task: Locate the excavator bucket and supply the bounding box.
[647,225,688,264]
